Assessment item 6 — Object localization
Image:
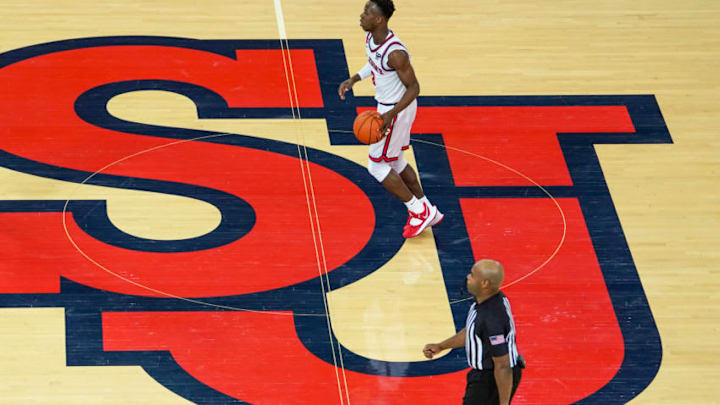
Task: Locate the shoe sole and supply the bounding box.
[429,211,444,227]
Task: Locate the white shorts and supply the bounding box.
[368,99,417,163]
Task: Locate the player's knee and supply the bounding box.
[389,154,408,174]
[368,159,392,182]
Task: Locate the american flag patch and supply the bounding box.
[489,334,506,345]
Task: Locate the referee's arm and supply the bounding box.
[487,311,514,405]
[492,354,513,405]
[422,327,465,359]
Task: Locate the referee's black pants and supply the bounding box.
[461,366,522,405]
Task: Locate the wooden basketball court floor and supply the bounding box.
[0,1,718,404]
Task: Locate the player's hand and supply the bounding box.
[423,343,442,359]
[338,78,354,100]
[379,111,395,135]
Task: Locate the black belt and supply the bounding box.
[377,101,398,106]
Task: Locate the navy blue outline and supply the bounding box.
[0,36,668,404]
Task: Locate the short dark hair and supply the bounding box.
[370,0,395,19]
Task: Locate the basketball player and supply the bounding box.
[338,0,443,238]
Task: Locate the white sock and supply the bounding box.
[404,196,425,226]
[420,196,440,213]
[404,196,424,214]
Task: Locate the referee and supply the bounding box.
[423,259,524,405]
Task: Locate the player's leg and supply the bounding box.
[372,161,412,201]
[399,164,444,227]
[368,101,439,237]
[398,164,424,199]
[391,154,444,228]
[368,158,435,238]
[368,104,416,202]
[389,100,444,227]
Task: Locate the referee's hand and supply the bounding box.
[423,343,442,359]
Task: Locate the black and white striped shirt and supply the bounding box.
[465,291,520,370]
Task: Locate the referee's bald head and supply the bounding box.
[472,259,504,291]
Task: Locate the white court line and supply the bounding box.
[273,1,349,403]
[282,23,352,405]
[273,0,287,40]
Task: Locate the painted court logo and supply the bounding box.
[0,37,668,404]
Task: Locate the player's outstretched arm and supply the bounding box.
[423,327,466,359]
[338,73,362,100]
[339,62,372,100]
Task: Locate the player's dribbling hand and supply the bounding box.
[379,111,394,135]
[338,79,354,100]
[423,343,442,359]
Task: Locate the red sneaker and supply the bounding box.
[402,203,438,238]
[405,206,444,231]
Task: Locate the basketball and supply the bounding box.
[353,110,384,144]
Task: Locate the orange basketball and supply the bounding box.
[353,110,384,144]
